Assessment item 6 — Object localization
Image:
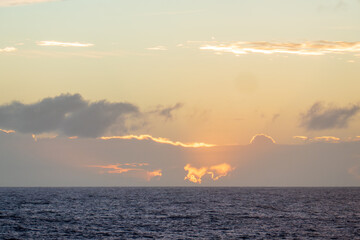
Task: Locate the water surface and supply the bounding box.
[0,187,359,239]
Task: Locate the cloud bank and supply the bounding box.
[300,102,360,130]
[1,132,360,186]
[0,93,138,138]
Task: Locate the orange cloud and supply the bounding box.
[208,163,234,181]
[293,136,308,141]
[0,129,15,134]
[184,163,234,184]
[313,136,340,143]
[99,134,215,148]
[146,169,162,181]
[184,164,208,183]
[88,163,161,181]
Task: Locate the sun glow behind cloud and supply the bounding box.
[184,163,234,184]
[99,135,215,148]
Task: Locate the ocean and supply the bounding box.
[0,187,359,239]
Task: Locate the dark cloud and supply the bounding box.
[158,103,183,120]
[0,93,138,138]
[300,102,360,130]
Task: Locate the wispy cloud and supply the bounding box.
[99,135,215,148]
[196,40,360,57]
[292,135,360,143]
[0,47,17,53]
[88,163,162,181]
[146,46,168,51]
[156,103,183,120]
[140,9,205,16]
[0,0,58,7]
[19,50,122,58]
[314,136,340,143]
[37,41,94,47]
[0,129,15,134]
[300,102,360,130]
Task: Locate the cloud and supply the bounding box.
[0,0,57,7]
[184,163,234,184]
[32,132,57,142]
[19,49,122,58]
[0,47,17,53]
[314,136,340,143]
[99,135,215,148]
[0,129,15,134]
[0,93,138,138]
[197,40,360,57]
[146,46,167,51]
[249,134,276,145]
[300,102,360,130]
[37,41,94,47]
[157,103,183,120]
[88,163,162,181]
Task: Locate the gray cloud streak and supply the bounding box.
[300,102,360,130]
[158,103,183,120]
[0,94,139,138]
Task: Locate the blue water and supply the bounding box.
[0,187,359,239]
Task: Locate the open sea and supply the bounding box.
[0,187,359,239]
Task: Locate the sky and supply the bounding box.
[0,0,360,186]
